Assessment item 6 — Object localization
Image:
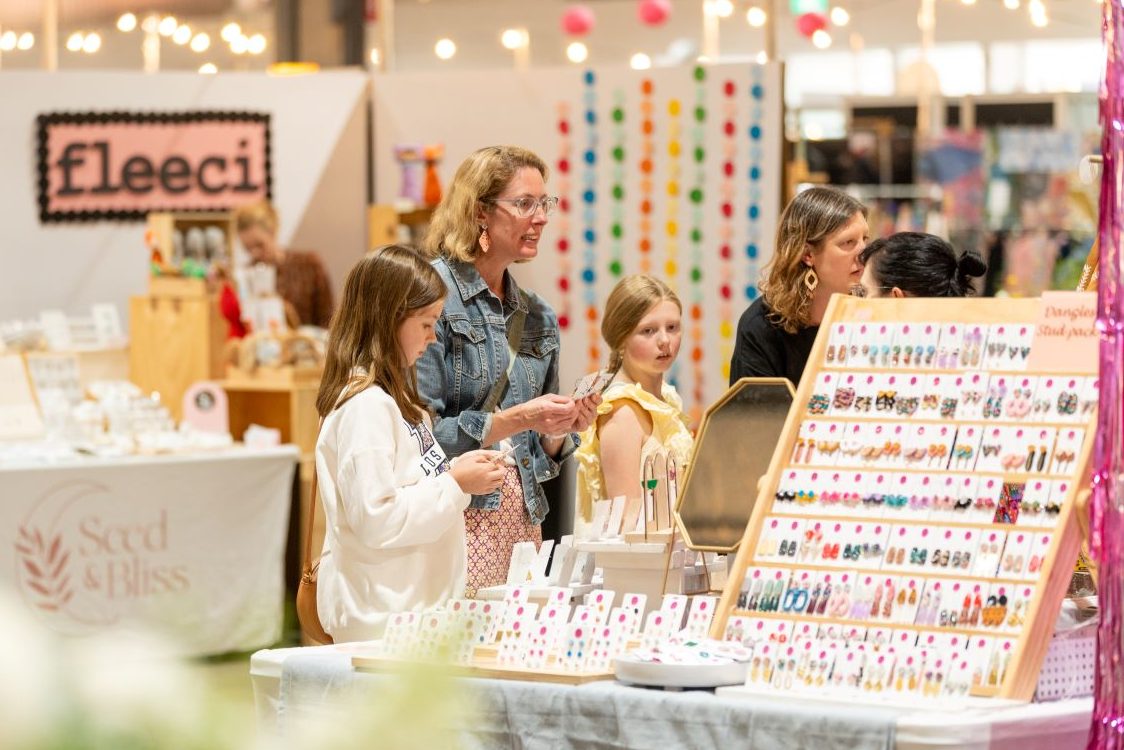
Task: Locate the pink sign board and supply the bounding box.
[37,111,271,222]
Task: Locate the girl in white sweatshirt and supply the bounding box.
[314,245,506,642]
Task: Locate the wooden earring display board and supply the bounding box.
[711,295,1096,702]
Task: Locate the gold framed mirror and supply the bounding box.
[673,377,796,552]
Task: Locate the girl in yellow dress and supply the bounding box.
[575,275,694,536]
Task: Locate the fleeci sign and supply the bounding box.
[36,110,272,222]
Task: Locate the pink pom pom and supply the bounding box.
[795,12,827,38]
[638,0,671,26]
[561,5,596,36]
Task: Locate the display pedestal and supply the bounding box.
[577,540,680,613]
[222,376,321,579]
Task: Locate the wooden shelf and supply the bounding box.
[764,511,1062,533]
[820,366,1095,378]
[730,608,1017,640]
[781,464,1071,481]
[740,559,1036,586]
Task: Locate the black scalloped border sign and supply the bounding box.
[36,110,273,223]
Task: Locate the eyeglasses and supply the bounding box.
[490,195,559,218]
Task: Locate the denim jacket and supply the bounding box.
[416,258,578,524]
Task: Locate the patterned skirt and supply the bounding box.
[464,465,542,598]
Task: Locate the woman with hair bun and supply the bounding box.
[857,232,987,298]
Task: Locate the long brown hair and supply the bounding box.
[602,275,682,373]
[316,245,446,423]
[423,145,548,262]
[759,187,866,333]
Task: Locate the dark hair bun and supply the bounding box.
[956,251,987,279]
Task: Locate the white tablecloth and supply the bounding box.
[250,645,1092,749]
[1,446,297,656]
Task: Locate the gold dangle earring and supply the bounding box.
[479,225,491,254]
[803,267,819,293]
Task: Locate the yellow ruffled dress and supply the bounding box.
[574,380,695,527]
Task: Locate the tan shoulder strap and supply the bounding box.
[301,420,324,578]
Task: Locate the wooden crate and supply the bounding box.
[128,294,226,420]
[711,295,1095,702]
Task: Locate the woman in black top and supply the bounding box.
[856,232,986,299]
[730,187,869,387]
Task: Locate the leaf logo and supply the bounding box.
[14,525,72,612]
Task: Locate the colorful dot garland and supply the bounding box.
[609,89,626,283]
[718,78,737,385]
[687,64,708,422]
[581,70,600,371]
[555,102,573,332]
[665,95,683,389]
[746,65,766,304]
[638,79,655,275]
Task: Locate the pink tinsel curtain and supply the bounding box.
[1088,2,1124,748]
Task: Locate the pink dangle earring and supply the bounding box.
[479,225,491,253]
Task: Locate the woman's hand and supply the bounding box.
[568,393,601,433]
[449,451,507,495]
[519,394,578,436]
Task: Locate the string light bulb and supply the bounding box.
[830,7,850,26]
[17,31,33,50]
[434,38,456,60]
[746,7,767,27]
[630,52,652,70]
[82,32,101,53]
[0,31,17,51]
[66,32,84,52]
[566,41,588,63]
[713,0,735,18]
[173,24,192,45]
[220,22,241,42]
[247,33,267,54]
[199,62,217,74]
[158,16,177,36]
[501,28,528,50]
[117,13,137,32]
[190,32,210,52]
[812,29,832,48]
[230,35,249,54]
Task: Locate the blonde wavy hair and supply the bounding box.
[602,275,681,373]
[423,146,548,262]
[233,199,279,236]
[759,187,866,334]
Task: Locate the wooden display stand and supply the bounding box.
[128,293,226,421]
[222,368,323,558]
[352,650,614,686]
[711,295,1095,702]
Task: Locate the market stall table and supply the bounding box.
[1,445,297,656]
[250,644,1091,749]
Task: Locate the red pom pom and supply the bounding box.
[561,5,595,36]
[796,12,827,39]
[638,0,671,26]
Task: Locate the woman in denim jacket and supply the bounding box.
[417,146,600,595]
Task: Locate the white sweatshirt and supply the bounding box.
[315,385,470,642]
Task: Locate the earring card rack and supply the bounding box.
[711,295,1096,703]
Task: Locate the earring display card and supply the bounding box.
[714,296,1094,704]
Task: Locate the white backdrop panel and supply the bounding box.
[0,71,368,324]
[372,63,782,416]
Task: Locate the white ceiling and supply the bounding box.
[0,0,1104,71]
